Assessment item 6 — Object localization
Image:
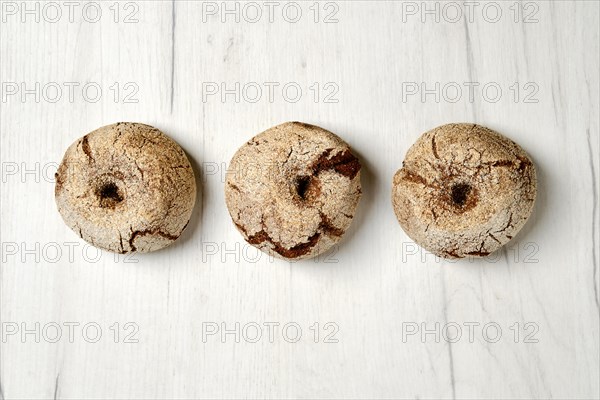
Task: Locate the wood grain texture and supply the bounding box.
[0,1,598,399]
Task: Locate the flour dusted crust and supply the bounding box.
[55,122,196,253]
[392,123,537,259]
[225,122,362,260]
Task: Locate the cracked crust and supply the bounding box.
[225,122,362,260]
[392,123,537,259]
[55,122,196,253]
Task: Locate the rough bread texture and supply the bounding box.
[225,122,362,260]
[55,122,196,253]
[392,123,537,259]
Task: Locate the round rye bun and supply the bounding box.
[392,123,536,259]
[225,122,362,260]
[55,122,196,253]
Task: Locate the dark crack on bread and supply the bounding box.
[234,210,344,259]
[392,123,537,259]
[318,212,345,237]
[240,223,321,259]
[81,134,94,163]
[312,148,361,179]
[225,122,362,260]
[128,226,185,252]
[55,122,196,253]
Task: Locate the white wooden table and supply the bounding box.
[1,1,599,399]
